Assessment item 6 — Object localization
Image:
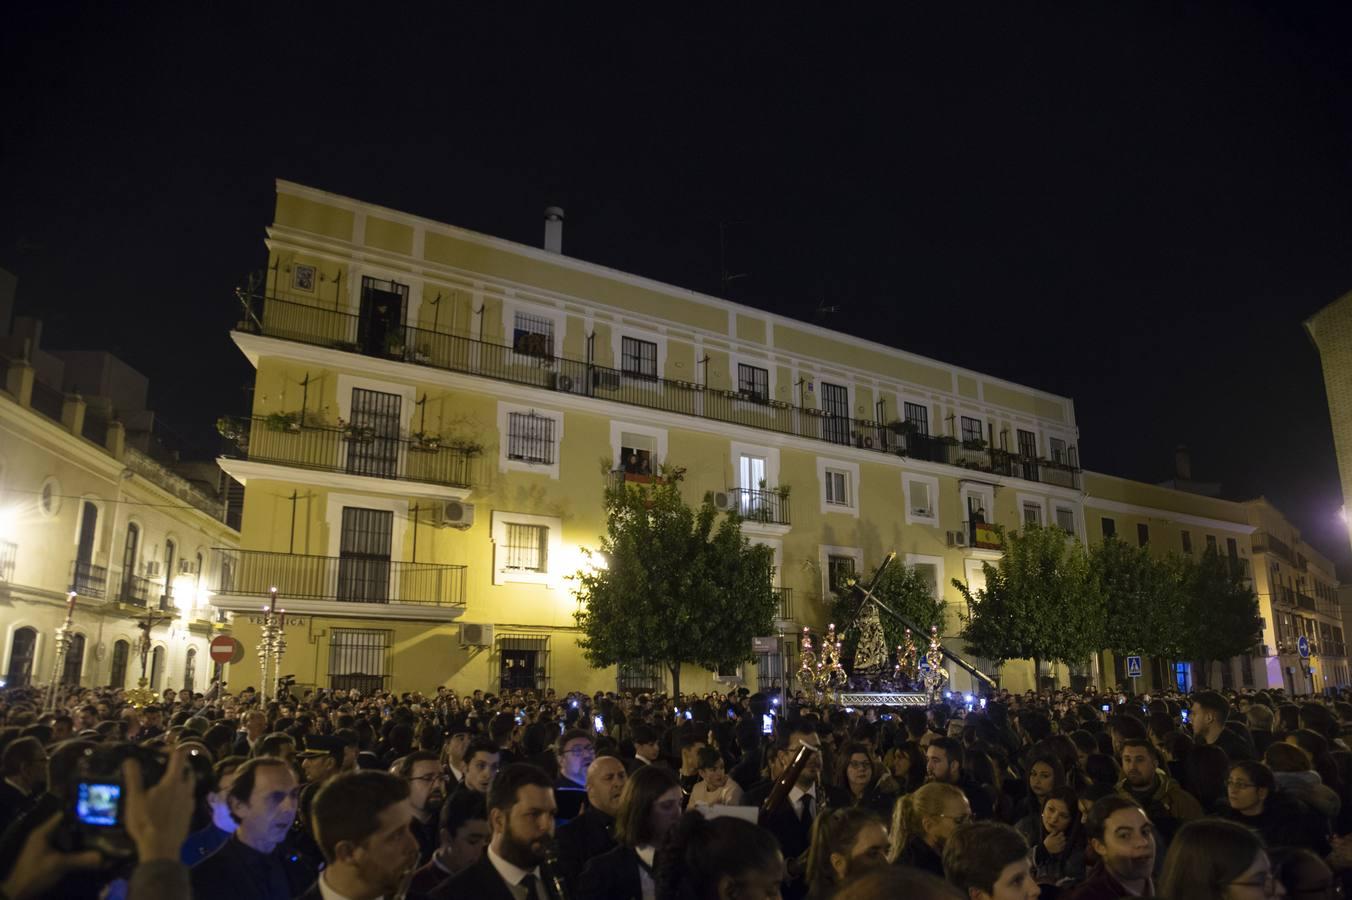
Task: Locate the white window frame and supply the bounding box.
[730,352,777,403]
[730,441,781,490]
[819,545,864,599]
[817,457,860,516]
[959,414,986,445]
[904,552,947,605]
[1017,493,1046,529]
[610,421,669,476]
[1052,503,1079,537]
[491,510,564,587]
[960,483,996,529]
[901,399,932,436]
[903,473,940,526]
[335,374,416,434]
[497,402,564,480]
[501,297,566,365]
[347,265,424,328]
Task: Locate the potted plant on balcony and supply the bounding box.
[411,431,442,452]
[215,416,246,442]
[263,411,302,433]
[412,343,433,364]
[962,437,988,451]
[385,333,406,358]
[337,418,376,444]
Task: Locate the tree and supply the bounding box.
[828,560,948,668]
[1179,546,1262,685]
[953,524,1103,686]
[571,466,777,698]
[1093,537,1187,661]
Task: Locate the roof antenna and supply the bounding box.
[719,220,750,295]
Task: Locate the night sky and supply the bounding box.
[4,5,1351,564]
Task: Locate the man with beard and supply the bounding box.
[300,771,423,900]
[395,750,449,865]
[190,757,314,900]
[1115,739,1201,847]
[1068,797,1158,900]
[430,764,558,900]
[554,755,628,892]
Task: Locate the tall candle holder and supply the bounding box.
[920,625,950,699]
[257,587,287,703]
[43,592,78,713]
[795,624,847,702]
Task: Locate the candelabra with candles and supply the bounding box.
[796,624,847,701]
[43,592,79,713]
[257,588,288,703]
[920,625,949,699]
[892,628,919,685]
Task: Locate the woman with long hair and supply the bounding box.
[1158,818,1286,900]
[655,812,784,900]
[826,742,898,817]
[577,765,684,900]
[1219,760,1329,855]
[887,781,970,877]
[803,807,889,900]
[883,740,926,794]
[1016,785,1086,888]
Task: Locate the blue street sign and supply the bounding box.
[1126,656,1143,679]
[1298,635,1311,659]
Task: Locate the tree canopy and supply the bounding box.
[1179,546,1263,674]
[1094,536,1187,661]
[829,558,948,667]
[571,468,777,698]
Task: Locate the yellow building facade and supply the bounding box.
[0,352,239,693]
[214,181,1090,697]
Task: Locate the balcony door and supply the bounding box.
[358,276,408,358]
[6,627,36,688]
[121,523,140,599]
[337,507,393,603]
[346,388,402,479]
[820,382,849,445]
[738,454,766,516]
[73,502,99,594]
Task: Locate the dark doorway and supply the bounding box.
[6,628,36,687]
[110,639,129,688]
[337,508,393,603]
[62,633,85,685]
[73,502,103,596]
[345,388,402,479]
[359,276,408,358]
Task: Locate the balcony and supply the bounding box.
[70,561,108,599]
[1297,592,1317,612]
[1253,532,1296,565]
[239,294,1082,491]
[212,549,466,621]
[774,586,794,621]
[219,416,474,490]
[730,488,791,527]
[0,542,14,582]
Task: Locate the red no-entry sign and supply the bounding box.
[210,635,242,664]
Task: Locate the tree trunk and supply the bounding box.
[669,663,681,700]
[1033,656,1043,693]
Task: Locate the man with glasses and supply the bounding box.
[394,750,449,865]
[553,728,594,823]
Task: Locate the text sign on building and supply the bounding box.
[1126,656,1142,679]
[752,636,779,654]
[1298,635,1311,659]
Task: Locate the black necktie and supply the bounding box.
[800,793,814,823]
[519,873,539,900]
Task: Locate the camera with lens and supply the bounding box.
[53,743,167,859]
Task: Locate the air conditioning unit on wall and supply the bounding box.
[179,559,197,575]
[438,501,475,529]
[946,530,968,548]
[461,623,494,647]
[145,561,161,577]
[710,491,733,512]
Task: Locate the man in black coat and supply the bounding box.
[190,757,315,900]
[554,755,627,892]
[0,737,45,830]
[431,764,561,900]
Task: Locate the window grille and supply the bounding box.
[1055,507,1076,535]
[737,364,769,400]
[618,662,663,694]
[498,634,550,692]
[1017,429,1038,458]
[820,383,849,444]
[961,416,983,444]
[1049,437,1067,463]
[329,628,391,695]
[504,524,548,572]
[828,555,856,595]
[621,337,658,379]
[337,508,393,603]
[513,312,555,358]
[904,402,929,436]
[347,388,402,478]
[507,412,555,464]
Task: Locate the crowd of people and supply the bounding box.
[0,678,1350,899]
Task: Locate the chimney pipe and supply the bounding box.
[1175,444,1192,481]
[543,206,564,254]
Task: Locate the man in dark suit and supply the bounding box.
[553,729,594,824]
[757,726,822,900]
[232,709,269,757]
[295,770,426,900]
[554,755,627,891]
[190,757,315,900]
[430,764,560,900]
[0,737,45,829]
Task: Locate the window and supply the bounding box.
[820,382,850,444]
[504,524,548,573]
[621,336,658,379]
[6,627,36,688]
[346,388,402,479]
[1054,506,1076,535]
[62,633,85,686]
[1181,531,1193,554]
[109,639,129,688]
[507,412,556,465]
[1101,517,1117,538]
[329,628,391,695]
[824,469,850,506]
[906,476,935,520]
[1206,534,1217,552]
[150,646,165,690]
[183,647,196,693]
[960,416,983,444]
[1049,437,1067,463]
[906,556,942,600]
[1226,537,1239,559]
[1022,502,1043,527]
[737,364,769,402]
[499,635,549,692]
[827,555,857,595]
[1017,429,1038,458]
[512,311,555,358]
[619,662,664,694]
[336,507,393,603]
[740,454,766,490]
[620,432,655,476]
[1137,523,1149,547]
[904,402,930,436]
[163,538,176,602]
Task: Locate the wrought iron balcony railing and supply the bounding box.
[215,549,466,607]
[70,561,108,598]
[774,586,794,620]
[240,294,1081,490]
[119,573,153,606]
[731,488,791,526]
[219,416,475,489]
